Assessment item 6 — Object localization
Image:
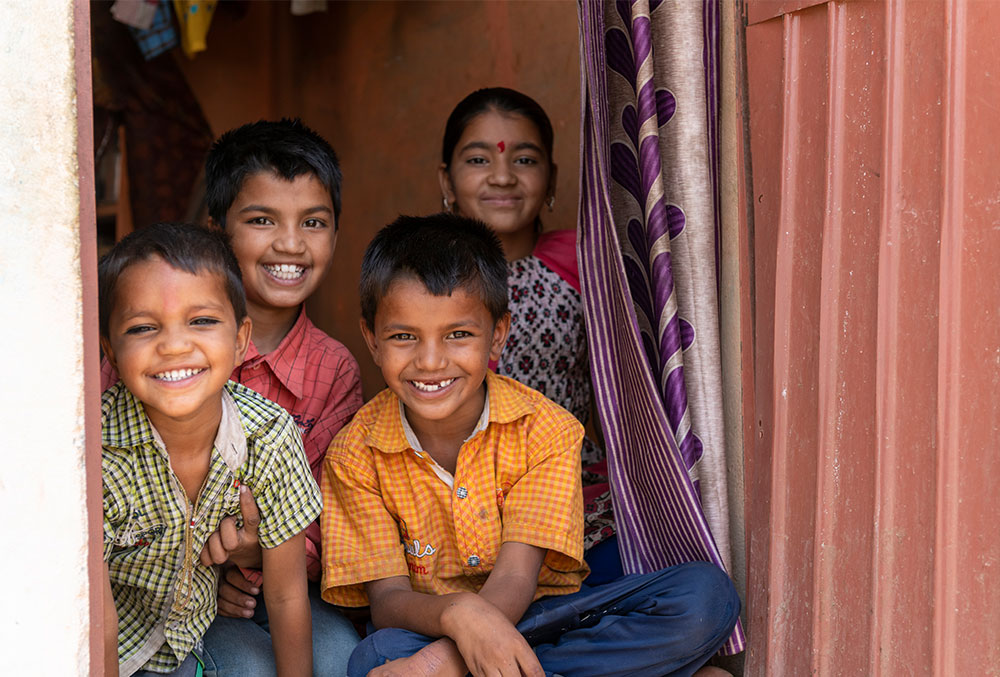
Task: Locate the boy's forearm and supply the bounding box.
[476,541,545,623]
[262,532,312,677]
[264,591,312,677]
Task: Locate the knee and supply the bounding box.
[347,628,428,677]
[675,562,741,648]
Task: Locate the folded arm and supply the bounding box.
[366,541,546,677]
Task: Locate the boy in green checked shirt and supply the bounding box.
[99,223,319,677]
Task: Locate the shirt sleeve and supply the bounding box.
[500,410,586,574]
[251,414,323,550]
[306,349,363,482]
[302,348,363,581]
[320,425,410,607]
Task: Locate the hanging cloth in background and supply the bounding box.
[124,0,179,60]
[92,3,214,230]
[578,0,744,655]
[111,0,160,31]
[290,0,328,16]
[172,1,217,59]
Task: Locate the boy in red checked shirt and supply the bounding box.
[103,119,363,675]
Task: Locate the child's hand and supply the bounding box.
[199,485,262,568]
[441,593,544,677]
[215,566,260,618]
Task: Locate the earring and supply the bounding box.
[547,196,555,212]
[442,196,450,212]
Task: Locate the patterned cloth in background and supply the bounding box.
[127,0,179,60]
[321,372,589,608]
[91,3,214,229]
[497,229,615,550]
[102,309,363,582]
[102,381,321,675]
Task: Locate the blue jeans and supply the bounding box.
[348,561,740,677]
[201,581,359,677]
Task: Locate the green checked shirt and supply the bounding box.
[102,380,322,676]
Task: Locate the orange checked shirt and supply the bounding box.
[321,372,589,608]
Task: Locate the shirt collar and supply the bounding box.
[241,308,310,399]
[103,382,251,471]
[366,371,535,454]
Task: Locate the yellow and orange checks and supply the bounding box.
[321,372,589,607]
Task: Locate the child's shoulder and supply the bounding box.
[226,380,297,437]
[488,372,578,424]
[298,313,359,362]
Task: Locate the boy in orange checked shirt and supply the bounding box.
[322,214,741,677]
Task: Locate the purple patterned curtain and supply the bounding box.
[578,0,744,654]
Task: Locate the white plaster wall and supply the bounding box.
[0,0,91,673]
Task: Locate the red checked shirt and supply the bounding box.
[102,309,362,580]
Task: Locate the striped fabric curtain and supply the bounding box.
[577,0,744,654]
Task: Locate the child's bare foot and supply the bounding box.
[693,667,733,677]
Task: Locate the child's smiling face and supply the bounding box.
[101,257,251,432]
[224,171,337,315]
[440,110,555,240]
[361,277,510,439]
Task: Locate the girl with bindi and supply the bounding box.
[438,87,621,581]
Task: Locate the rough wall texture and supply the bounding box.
[0,0,91,672]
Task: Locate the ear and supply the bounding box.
[359,317,382,367]
[547,162,559,201]
[489,312,512,363]
[438,164,456,207]
[100,335,117,371]
[234,316,252,366]
[207,216,221,231]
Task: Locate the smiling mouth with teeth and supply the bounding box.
[154,368,206,382]
[411,378,456,393]
[264,263,306,280]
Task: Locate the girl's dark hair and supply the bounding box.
[98,222,247,337]
[360,213,509,330]
[441,87,554,169]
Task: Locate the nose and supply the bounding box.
[413,338,447,372]
[273,222,306,254]
[156,324,194,356]
[487,157,516,186]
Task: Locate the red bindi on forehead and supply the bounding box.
[497,140,505,153]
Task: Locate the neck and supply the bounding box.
[248,302,300,354]
[498,228,538,262]
[405,385,487,474]
[145,401,221,464]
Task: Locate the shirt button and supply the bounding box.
[456,487,468,499]
[467,555,480,567]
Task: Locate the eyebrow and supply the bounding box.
[383,320,481,332]
[458,140,543,155]
[117,303,227,322]
[237,204,333,215]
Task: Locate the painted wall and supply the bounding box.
[0,0,98,673]
[743,1,1000,674]
[176,1,581,398]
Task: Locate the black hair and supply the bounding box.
[98,222,247,337]
[205,118,342,228]
[441,87,555,169]
[360,214,509,329]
